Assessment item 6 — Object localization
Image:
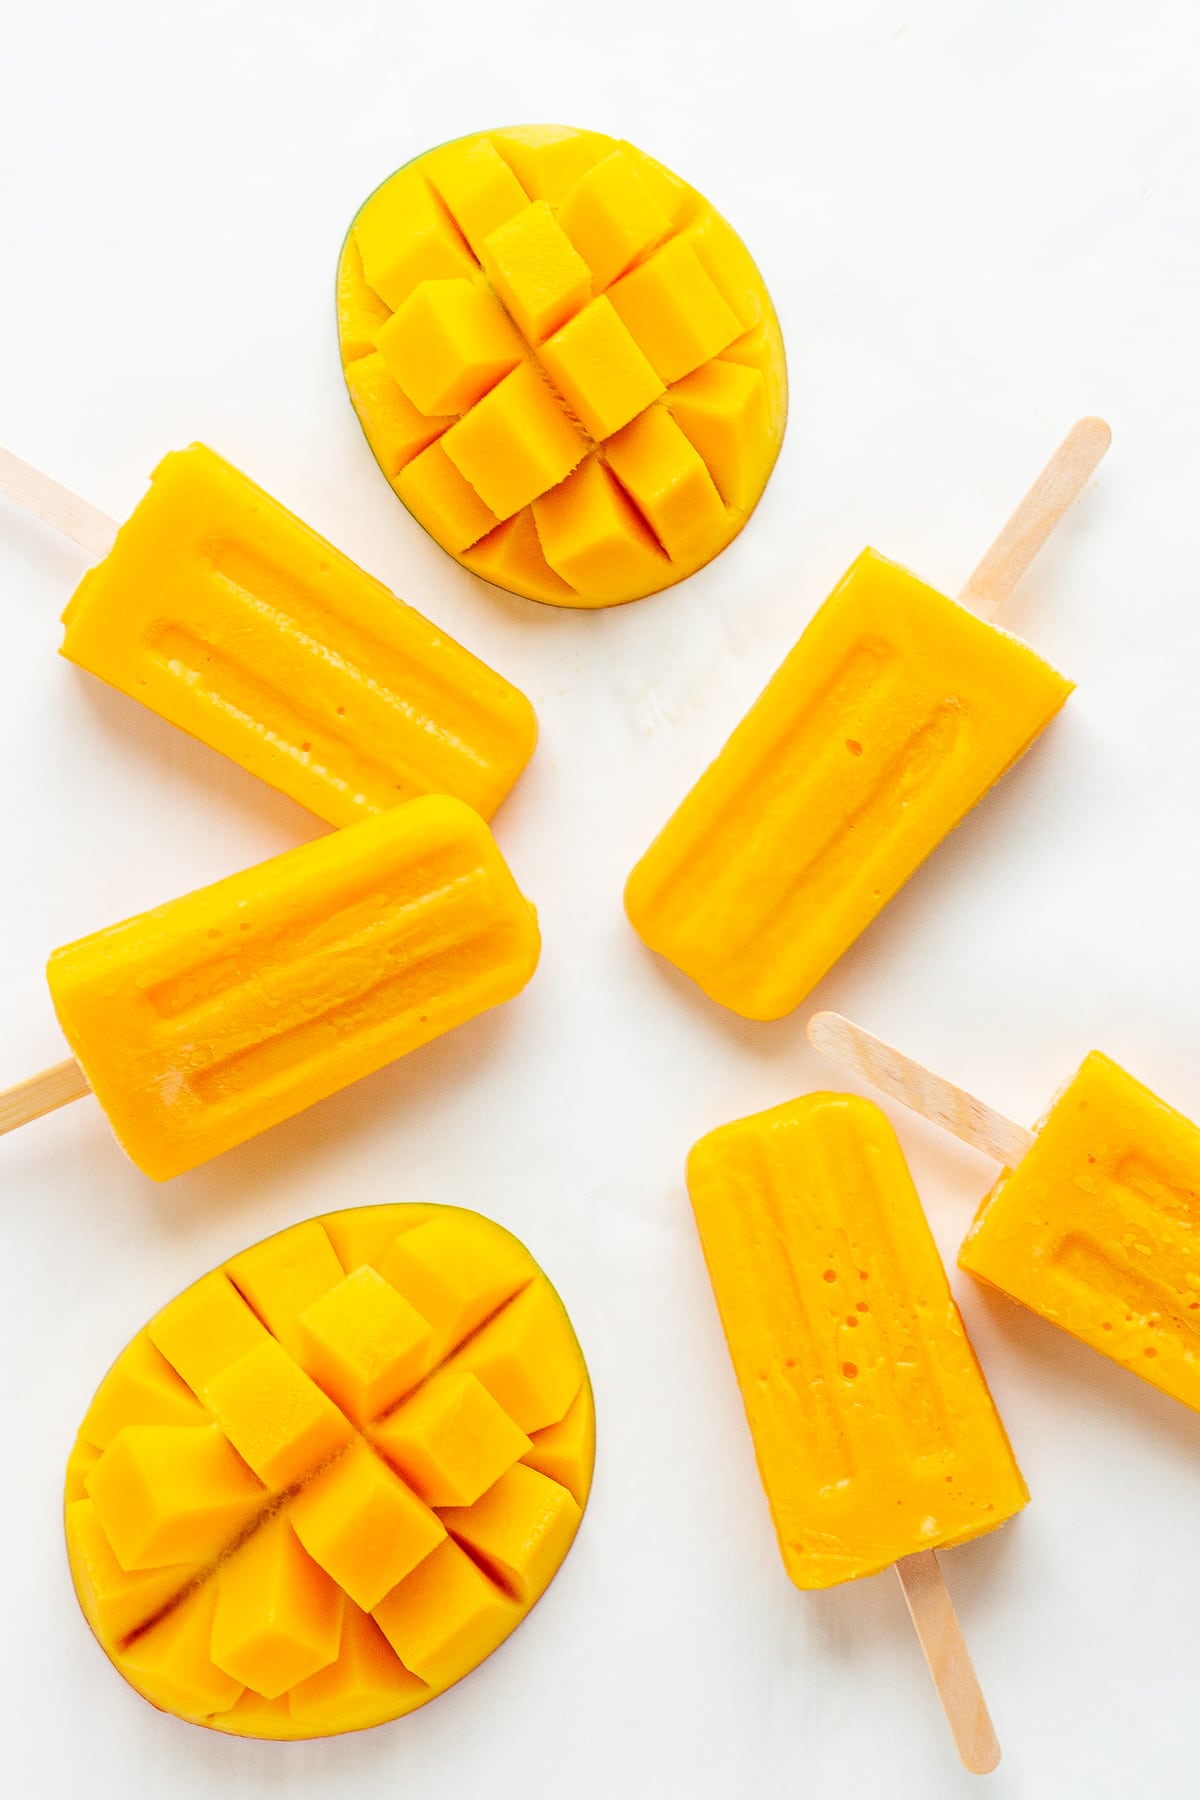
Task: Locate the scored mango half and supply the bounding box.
[338,124,787,608]
[65,1204,594,1739]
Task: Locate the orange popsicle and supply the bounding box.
[687,1091,1028,1587]
[626,421,1109,1019]
[2,795,538,1179]
[961,1053,1200,1409]
[2,442,536,824]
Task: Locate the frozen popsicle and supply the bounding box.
[626,419,1109,1019]
[688,1090,1023,1770]
[0,441,536,824]
[0,795,539,1180]
[807,1012,1200,1413]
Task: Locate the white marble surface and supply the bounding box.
[2,2,1198,1793]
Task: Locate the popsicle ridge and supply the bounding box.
[141,863,499,1024]
[208,541,512,772]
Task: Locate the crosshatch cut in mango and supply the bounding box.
[65,1204,594,1739]
[338,125,787,607]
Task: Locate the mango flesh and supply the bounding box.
[338,125,787,608]
[66,1204,594,1739]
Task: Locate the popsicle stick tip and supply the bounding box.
[1077,415,1112,450]
[895,1552,1001,1775]
[806,1010,844,1052]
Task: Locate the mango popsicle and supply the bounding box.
[688,1089,1019,1770]
[687,1091,1027,1588]
[963,1055,1200,1408]
[626,421,1109,1020]
[1,442,536,825]
[808,1014,1200,1413]
[2,795,539,1180]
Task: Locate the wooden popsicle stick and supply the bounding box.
[807,1011,1034,1166]
[957,416,1111,621]
[895,1551,1001,1774]
[0,446,118,559]
[0,1058,91,1135]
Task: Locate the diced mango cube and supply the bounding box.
[447,1280,583,1433]
[296,1265,433,1422]
[490,125,609,204]
[119,1582,244,1720]
[66,1498,199,1644]
[79,1332,208,1449]
[353,169,476,310]
[667,359,769,511]
[393,440,501,553]
[558,148,673,288]
[343,354,451,475]
[374,279,524,416]
[521,1382,596,1507]
[537,296,664,441]
[202,1338,353,1489]
[216,1689,294,1735]
[376,1211,534,1360]
[321,1203,437,1278]
[373,1538,516,1687]
[148,1271,268,1395]
[227,1220,344,1361]
[337,236,393,362]
[480,201,592,343]
[441,363,586,520]
[680,210,768,330]
[210,1517,344,1699]
[425,137,529,256]
[618,143,694,226]
[65,1439,101,1502]
[371,1368,530,1506]
[720,323,787,440]
[533,458,667,602]
[439,1464,581,1603]
[289,1601,427,1732]
[607,238,741,384]
[604,406,726,560]
[463,510,577,606]
[85,1424,264,1572]
[290,1440,445,1610]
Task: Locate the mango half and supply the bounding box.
[338,124,787,608]
[65,1204,593,1738]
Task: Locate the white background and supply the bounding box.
[1,2,1198,1794]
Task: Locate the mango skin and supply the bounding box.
[65,1203,594,1739]
[337,124,787,608]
